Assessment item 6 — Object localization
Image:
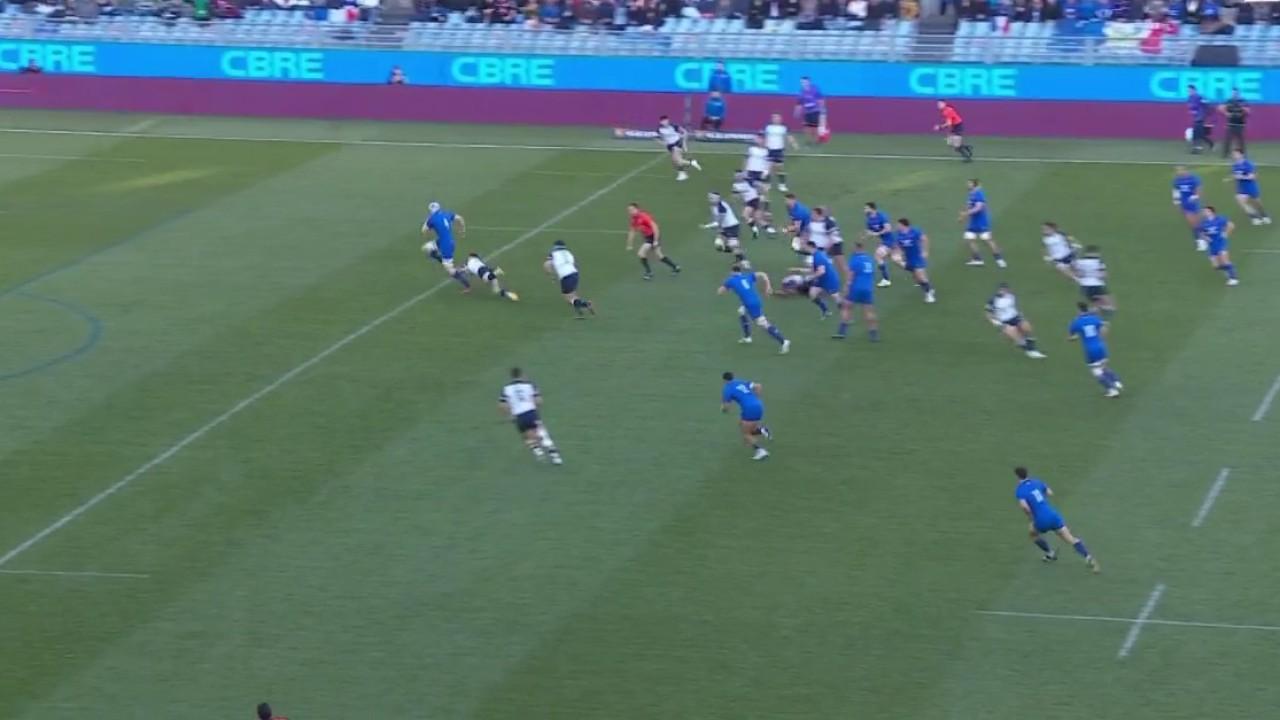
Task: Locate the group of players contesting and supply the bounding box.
[417,84,1271,573]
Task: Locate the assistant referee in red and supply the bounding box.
[934,100,974,162]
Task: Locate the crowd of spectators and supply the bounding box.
[437,0,915,28]
[954,0,1279,26]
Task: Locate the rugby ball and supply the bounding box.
[713,237,727,252]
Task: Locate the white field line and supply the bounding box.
[1191,467,1231,528]
[470,225,624,235]
[1117,583,1168,659]
[1251,373,1280,422]
[0,155,662,569]
[1242,249,1280,254]
[0,569,149,579]
[0,125,1264,167]
[976,608,1280,633]
[0,152,145,163]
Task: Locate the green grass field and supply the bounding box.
[2,109,1279,720]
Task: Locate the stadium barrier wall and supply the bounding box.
[6,69,1280,140]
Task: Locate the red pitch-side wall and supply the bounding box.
[3,74,1276,140]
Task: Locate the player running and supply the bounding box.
[1228,149,1272,225]
[718,263,790,353]
[1013,466,1100,573]
[1040,222,1080,281]
[1197,206,1240,286]
[834,242,880,342]
[744,134,772,193]
[794,76,825,145]
[764,113,800,192]
[705,191,745,259]
[1069,302,1124,398]
[625,202,682,280]
[499,368,564,465]
[1074,245,1115,315]
[1173,166,1203,248]
[732,171,774,238]
[864,202,898,287]
[421,201,472,291]
[808,206,848,287]
[802,238,840,319]
[720,371,774,461]
[895,218,937,303]
[656,115,702,181]
[544,240,596,317]
[934,100,974,161]
[960,179,1007,267]
[464,252,519,301]
[985,282,1046,359]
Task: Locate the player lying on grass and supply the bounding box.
[464,253,518,301]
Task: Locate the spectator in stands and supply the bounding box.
[746,0,765,25]
[483,0,518,22]
[846,0,867,19]
[574,0,596,25]
[797,0,821,26]
[535,0,563,25]
[899,0,918,17]
[593,0,615,25]
[388,65,407,84]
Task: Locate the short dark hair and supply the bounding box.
[785,192,797,200]
[628,202,639,209]
[1014,467,1029,480]
[257,703,273,720]
[658,114,670,121]
[897,217,910,226]
[854,241,865,250]
[1077,301,1089,312]
[510,367,522,379]
[722,371,734,381]
[1206,205,1217,213]
[865,202,877,210]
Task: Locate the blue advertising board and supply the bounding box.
[0,38,1275,102]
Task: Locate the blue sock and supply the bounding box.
[879,262,890,280]
[1096,372,1112,389]
[1103,369,1120,387]
[1072,540,1090,558]
[767,325,786,344]
[813,297,829,314]
[836,321,849,336]
[920,281,932,294]
[738,314,751,338]
[1033,538,1052,553]
[970,252,982,262]
[1223,263,1238,280]
[868,327,879,341]
[452,271,470,288]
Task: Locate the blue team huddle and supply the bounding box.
[415,112,1270,573]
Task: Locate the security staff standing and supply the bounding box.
[1220,89,1249,157]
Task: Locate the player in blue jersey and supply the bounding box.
[864,202,898,287]
[785,193,812,250]
[421,201,472,291]
[721,371,773,461]
[1068,302,1123,398]
[1013,466,1100,573]
[1172,166,1203,247]
[803,239,841,319]
[895,218,937,303]
[1227,149,1272,225]
[834,242,880,341]
[1197,206,1240,286]
[960,179,1007,268]
[718,263,791,354]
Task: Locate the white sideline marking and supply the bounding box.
[976,609,1280,633]
[0,125,1265,167]
[0,152,145,163]
[0,569,149,579]
[1117,583,1167,659]
[1191,467,1231,528]
[1251,373,1280,422]
[1242,249,1280,254]
[0,155,663,569]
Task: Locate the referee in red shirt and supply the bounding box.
[626,203,682,280]
[934,101,974,162]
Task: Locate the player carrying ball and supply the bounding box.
[626,202,682,280]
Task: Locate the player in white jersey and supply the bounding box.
[744,134,772,191]
[543,240,595,318]
[764,113,799,192]
[1040,222,1080,281]
[808,206,848,287]
[704,192,745,259]
[985,282,1046,359]
[657,115,702,181]
[1073,245,1114,315]
[465,253,519,301]
[732,171,774,238]
[499,367,563,465]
